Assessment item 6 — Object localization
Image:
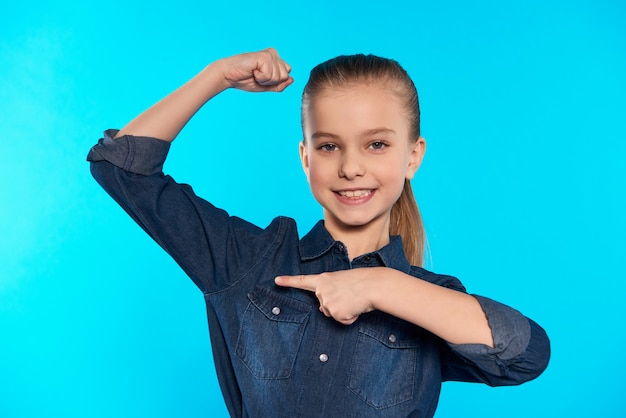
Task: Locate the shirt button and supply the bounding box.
[319,353,329,363]
[271,306,281,315]
[337,243,345,252]
[388,334,397,344]
[364,255,371,262]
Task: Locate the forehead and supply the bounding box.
[304,85,409,138]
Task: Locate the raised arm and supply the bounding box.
[88,48,293,293]
[115,48,293,142]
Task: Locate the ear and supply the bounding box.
[405,136,426,180]
[299,140,310,181]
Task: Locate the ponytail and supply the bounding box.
[390,179,425,266]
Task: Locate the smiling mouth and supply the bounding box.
[336,190,373,198]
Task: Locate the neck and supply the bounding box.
[323,214,391,259]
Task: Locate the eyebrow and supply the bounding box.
[361,128,396,137]
[310,128,396,141]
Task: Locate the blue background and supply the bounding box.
[1,1,624,417]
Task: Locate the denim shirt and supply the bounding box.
[87,130,550,418]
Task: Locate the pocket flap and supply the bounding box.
[358,313,421,349]
[248,286,312,323]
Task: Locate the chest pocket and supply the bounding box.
[235,286,312,379]
[348,313,421,409]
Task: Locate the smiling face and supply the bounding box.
[301,83,425,246]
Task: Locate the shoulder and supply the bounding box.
[408,265,467,293]
[226,215,300,255]
[231,214,297,236]
[263,216,299,242]
[240,216,303,259]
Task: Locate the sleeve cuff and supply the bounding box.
[86,129,171,175]
[448,295,531,372]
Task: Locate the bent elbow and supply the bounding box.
[497,318,551,386]
[521,318,551,382]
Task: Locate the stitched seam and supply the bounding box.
[123,136,135,171]
[204,216,289,297]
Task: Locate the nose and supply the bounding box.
[338,149,365,180]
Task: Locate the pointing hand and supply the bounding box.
[275,269,380,325]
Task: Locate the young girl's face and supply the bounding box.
[300,83,425,238]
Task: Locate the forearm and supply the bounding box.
[369,268,494,347]
[113,49,293,143]
[115,61,229,142]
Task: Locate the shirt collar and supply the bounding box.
[298,220,412,274]
[298,220,336,260]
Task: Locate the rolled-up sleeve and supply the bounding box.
[444,295,550,386]
[87,130,284,294]
[87,129,171,175]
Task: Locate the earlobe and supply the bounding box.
[406,136,426,180]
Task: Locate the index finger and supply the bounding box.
[274,274,318,292]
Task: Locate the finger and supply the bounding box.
[270,76,294,92]
[274,274,318,292]
[278,60,291,81]
[256,61,288,87]
[252,50,275,85]
[253,65,274,86]
[257,48,291,86]
[340,315,358,326]
[277,63,291,85]
[270,59,282,84]
[319,305,358,325]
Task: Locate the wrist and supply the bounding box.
[367,267,392,311]
[197,60,232,95]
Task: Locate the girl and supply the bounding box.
[88,48,550,417]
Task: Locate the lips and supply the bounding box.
[333,189,376,206]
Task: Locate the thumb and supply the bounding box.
[271,76,294,92]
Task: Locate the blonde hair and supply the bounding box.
[302,54,425,266]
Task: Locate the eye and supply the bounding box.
[369,141,387,150]
[319,143,338,152]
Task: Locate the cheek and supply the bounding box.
[392,172,408,194]
[306,163,328,194]
[380,165,409,196]
[389,156,408,174]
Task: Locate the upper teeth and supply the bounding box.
[339,190,371,197]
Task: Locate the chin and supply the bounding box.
[323,207,390,232]
[335,215,384,230]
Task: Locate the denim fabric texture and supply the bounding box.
[87,130,550,418]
